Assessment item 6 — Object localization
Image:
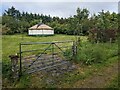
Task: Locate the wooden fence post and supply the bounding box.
[110,38,112,44]
[72,41,77,56]
[9,55,19,79]
[77,37,80,45]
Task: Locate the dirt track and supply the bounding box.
[73,61,118,88]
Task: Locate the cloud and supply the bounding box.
[1,2,118,18]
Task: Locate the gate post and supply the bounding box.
[77,37,81,45]
[72,41,77,56]
[19,43,22,77]
[9,54,19,79]
[52,43,54,64]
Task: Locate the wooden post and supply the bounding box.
[97,40,99,44]
[109,38,112,47]
[72,42,74,56]
[75,43,77,55]
[110,38,112,44]
[9,55,19,79]
[72,41,77,56]
[77,37,80,45]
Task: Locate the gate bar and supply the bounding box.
[23,44,52,73]
[19,40,74,75]
[20,40,73,45]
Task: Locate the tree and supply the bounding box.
[2,16,18,34]
[75,8,89,35]
[2,6,118,36]
[88,10,118,42]
[4,6,21,19]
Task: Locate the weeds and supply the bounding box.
[69,41,118,65]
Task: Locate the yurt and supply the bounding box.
[28,23,54,35]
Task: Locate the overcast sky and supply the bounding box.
[1,1,119,18]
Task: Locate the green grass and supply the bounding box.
[2,34,78,87]
[15,75,31,88]
[55,56,118,88]
[2,34,87,63]
[55,39,118,88]
[2,34,118,88]
[2,34,72,61]
[106,74,119,89]
[73,41,118,65]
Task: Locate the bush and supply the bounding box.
[63,40,118,65]
[74,42,108,65]
[64,48,73,60]
[88,29,117,43]
[73,42,118,65]
[2,62,13,80]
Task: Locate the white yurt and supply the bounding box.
[28,23,54,35]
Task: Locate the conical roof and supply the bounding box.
[29,23,53,30]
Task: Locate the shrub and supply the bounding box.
[2,62,13,80]
[64,48,73,60]
[88,29,117,43]
[74,42,108,65]
[64,40,118,65]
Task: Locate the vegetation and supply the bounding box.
[65,39,118,65]
[2,6,119,89]
[2,34,118,88]
[2,34,74,87]
[2,34,75,61]
[2,6,118,36]
[106,75,119,89]
[88,29,117,43]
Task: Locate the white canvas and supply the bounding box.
[28,30,54,35]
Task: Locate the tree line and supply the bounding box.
[2,6,118,35]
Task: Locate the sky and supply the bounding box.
[1,0,119,18]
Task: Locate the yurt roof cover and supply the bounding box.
[29,23,53,30]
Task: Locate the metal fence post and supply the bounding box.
[19,43,22,77]
[52,43,54,64]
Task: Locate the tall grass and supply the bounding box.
[72,41,118,65]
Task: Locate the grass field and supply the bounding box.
[2,34,119,88]
[2,34,87,62]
